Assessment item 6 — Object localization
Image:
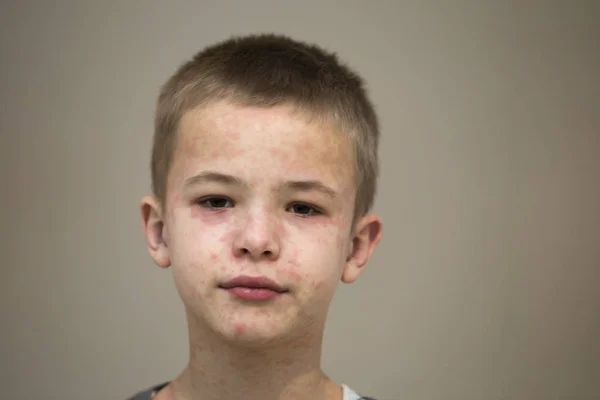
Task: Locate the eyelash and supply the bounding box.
[198,196,234,210]
[196,196,324,217]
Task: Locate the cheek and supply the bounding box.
[170,221,227,284]
[312,281,324,291]
[219,230,237,245]
[208,250,228,273]
[282,247,303,282]
[280,231,346,291]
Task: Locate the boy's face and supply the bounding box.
[141,100,382,345]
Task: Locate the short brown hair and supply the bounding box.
[151,33,380,219]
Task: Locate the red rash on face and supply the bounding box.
[234,323,247,337]
[283,269,303,282]
[285,246,300,268]
[160,100,361,346]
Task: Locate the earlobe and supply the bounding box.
[140,196,171,268]
[342,214,382,284]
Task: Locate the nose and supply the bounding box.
[232,208,281,261]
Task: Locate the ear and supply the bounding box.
[140,195,171,268]
[342,214,382,284]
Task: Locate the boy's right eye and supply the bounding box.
[198,197,234,209]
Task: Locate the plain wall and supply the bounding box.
[1,1,599,399]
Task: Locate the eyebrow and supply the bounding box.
[182,171,338,199]
[281,180,338,199]
[183,171,248,190]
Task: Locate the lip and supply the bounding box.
[219,275,287,293]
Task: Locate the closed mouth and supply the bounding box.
[219,275,288,293]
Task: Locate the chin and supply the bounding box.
[216,322,292,349]
[185,291,321,348]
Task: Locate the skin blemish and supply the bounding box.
[286,246,300,268]
[283,268,303,282]
[219,231,236,243]
[234,323,247,337]
[287,256,299,268]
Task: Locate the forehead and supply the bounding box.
[170,100,356,191]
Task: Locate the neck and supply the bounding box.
[165,312,340,400]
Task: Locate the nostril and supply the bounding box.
[236,247,276,257]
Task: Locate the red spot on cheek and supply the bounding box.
[220,231,236,243]
[288,256,299,268]
[285,269,303,282]
[287,247,300,268]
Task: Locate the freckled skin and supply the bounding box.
[163,100,358,346]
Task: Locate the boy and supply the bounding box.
[132,33,383,400]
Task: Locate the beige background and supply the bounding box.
[1,1,599,399]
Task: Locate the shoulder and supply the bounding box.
[125,382,169,400]
[343,384,378,400]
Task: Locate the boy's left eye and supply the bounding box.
[287,203,321,216]
[198,196,234,209]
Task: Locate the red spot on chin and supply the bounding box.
[234,323,246,336]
